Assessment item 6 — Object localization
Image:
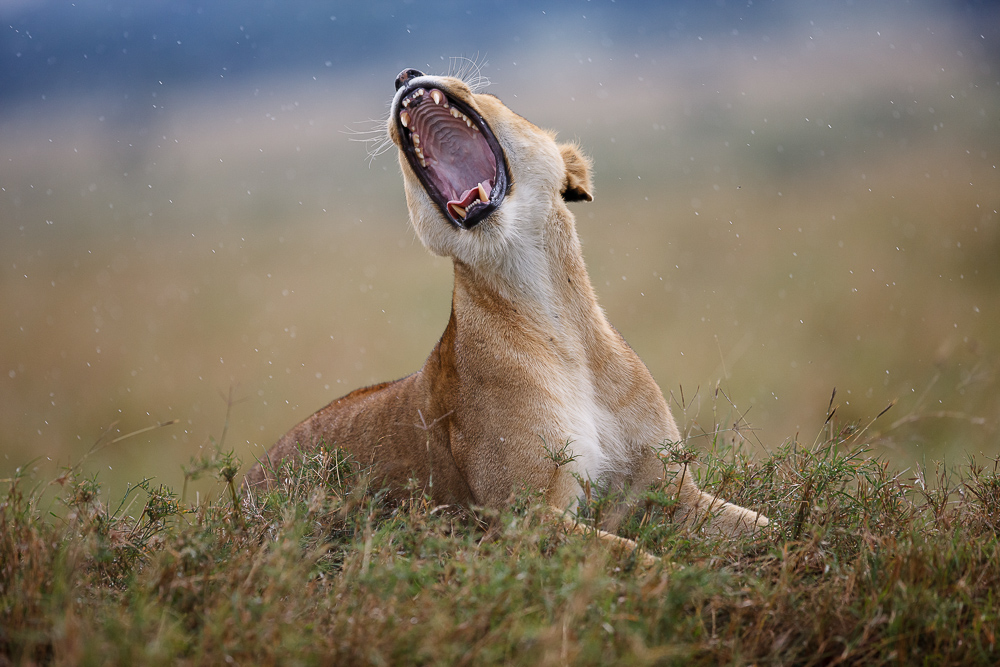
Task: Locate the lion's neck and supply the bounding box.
[452,209,609,346]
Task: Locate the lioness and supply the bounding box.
[244,68,769,556]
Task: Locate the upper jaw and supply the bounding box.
[391,76,508,230]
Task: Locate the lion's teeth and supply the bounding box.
[477,182,488,202]
[412,133,420,146]
[430,90,443,105]
[400,110,410,127]
[414,146,424,158]
[451,204,467,219]
[450,108,460,118]
[419,158,427,168]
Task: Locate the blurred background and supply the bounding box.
[2,0,998,497]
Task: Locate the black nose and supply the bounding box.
[395,68,424,91]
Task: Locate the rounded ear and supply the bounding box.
[558,142,594,202]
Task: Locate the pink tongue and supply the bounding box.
[447,180,492,211]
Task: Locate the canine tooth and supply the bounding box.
[400,110,410,127]
[477,182,488,202]
[430,90,443,105]
[451,204,467,219]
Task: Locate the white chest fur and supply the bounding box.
[546,362,636,491]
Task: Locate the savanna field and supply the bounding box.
[2,4,999,664]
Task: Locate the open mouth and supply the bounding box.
[396,85,508,229]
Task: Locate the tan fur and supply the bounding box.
[244,74,769,551]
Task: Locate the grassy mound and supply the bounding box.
[2,422,999,665]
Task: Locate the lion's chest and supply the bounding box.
[545,366,635,487]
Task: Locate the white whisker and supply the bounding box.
[343,116,393,165]
[448,54,491,92]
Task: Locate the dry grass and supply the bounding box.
[2,402,999,665]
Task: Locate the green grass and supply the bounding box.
[3,414,999,666]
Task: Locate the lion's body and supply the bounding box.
[243,71,768,541]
